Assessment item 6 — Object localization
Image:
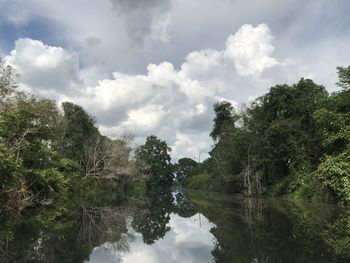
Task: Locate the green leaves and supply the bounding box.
[174,158,197,183]
[135,135,174,188]
[316,154,350,202]
[210,101,238,142]
[336,66,350,90]
[191,70,350,202]
[60,102,99,160]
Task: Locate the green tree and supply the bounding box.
[210,101,238,142]
[245,79,327,191]
[135,135,174,188]
[174,158,197,183]
[208,101,245,191]
[312,68,350,202]
[60,102,99,161]
[336,66,350,90]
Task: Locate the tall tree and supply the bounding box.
[210,101,238,142]
[60,102,99,161]
[135,135,174,188]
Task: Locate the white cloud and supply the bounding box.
[171,132,211,162]
[5,38,82,97]
[225,23,279,76]
[125,104,166,131]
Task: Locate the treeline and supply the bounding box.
[0,58,174,214]
[184,66,350,203]
[2,54,350,209]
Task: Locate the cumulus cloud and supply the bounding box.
[5,38,83,97]
[6,24,309,160]
[89,23,305,159]
[225,24,279,76]
[77,60,214,152]
[3,0,349,86]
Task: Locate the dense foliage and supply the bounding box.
[173,157,197,183]
[0,58,134,213]
[185,66,350,203]
[135,135,174,188]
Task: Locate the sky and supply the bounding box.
[1,0,350,160]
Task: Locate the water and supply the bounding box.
[1,189,350,263]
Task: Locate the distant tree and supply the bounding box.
[191,157,215,176]
[135,135,174,188]
[174,158,197,183]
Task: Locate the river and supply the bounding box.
[0,188,349,262]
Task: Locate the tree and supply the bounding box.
[312,68,350,202]
[81,135,133,180]
[245,79,327,186]
[60,102,99,161]
[189,78,335,198]
[174,158,197,183]
[0,57,19,100]
[0,57,139,213]
[135,136,174,188]
[336,66,350,90]
[0,90,71,211]
[210,101,238,142]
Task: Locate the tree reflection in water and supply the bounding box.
[132,189,174,244]
[1,189,350,263]
[185,191,350,263]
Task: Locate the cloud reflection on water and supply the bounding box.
[85,213,216,263]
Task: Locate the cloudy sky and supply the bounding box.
[1,0,350,160]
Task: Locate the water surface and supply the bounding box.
[1,189,350,262]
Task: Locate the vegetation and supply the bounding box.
[135,135,174,189]
[173,157,197,184]
[185,191,350,263]
[1,53,350,214]
[184,66,350,203]
[1,55,350,261]
[0,58,137,214]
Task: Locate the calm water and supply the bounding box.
[1,189,350,263]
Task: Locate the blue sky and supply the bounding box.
[0,15,64,52]
[1,0,350,159]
